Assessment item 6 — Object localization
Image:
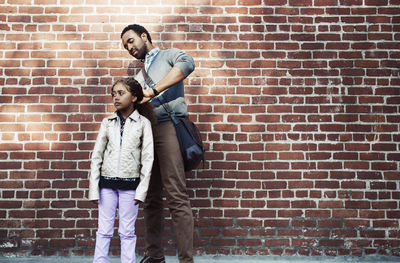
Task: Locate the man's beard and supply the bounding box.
[134,45,147,61]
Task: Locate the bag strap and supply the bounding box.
[141,69,156,90]
[141,69,180,124]
[141,68,163,107]
[159,95,180,125]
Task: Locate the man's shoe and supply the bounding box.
[140,254,166,263]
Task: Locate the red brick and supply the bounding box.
[265,238,290,247]
[49,239,75,248]
[0,162,22,169]
[0,201,23,208]
[267,200,290,208]
[291,200,316,208]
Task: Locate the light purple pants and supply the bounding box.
[93,188,139,263]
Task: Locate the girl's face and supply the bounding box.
[111,83,137,112]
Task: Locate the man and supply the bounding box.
[121,24,195,263]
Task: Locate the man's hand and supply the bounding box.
[139,66,185,104]
[140,88,154,104]
[134,199,142,206]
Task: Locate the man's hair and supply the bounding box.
[120,24,152,44]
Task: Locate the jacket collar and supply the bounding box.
[107,110,140,122]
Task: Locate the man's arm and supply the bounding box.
[141,66,184,103]
[140,49,195,104]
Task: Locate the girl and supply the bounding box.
[89,77,155,263]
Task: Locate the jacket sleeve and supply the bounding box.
[88,118,108,201]
[134,118,154,202]
[169,48,195,78]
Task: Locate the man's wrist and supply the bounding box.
[151,85,159,97]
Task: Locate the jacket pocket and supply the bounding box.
[130,152,142,170]
[103,149,113,173]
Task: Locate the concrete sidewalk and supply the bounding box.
[0,255,399,263]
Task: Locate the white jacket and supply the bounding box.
[88,110,154,202]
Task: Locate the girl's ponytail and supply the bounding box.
[135,101,156,125]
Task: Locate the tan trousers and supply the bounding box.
[143,121,194,263]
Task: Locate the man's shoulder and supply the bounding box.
[158,48,183,55]
[156,48,192,63]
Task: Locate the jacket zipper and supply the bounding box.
[118,119,123,177]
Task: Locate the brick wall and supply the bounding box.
[1,0,400,259]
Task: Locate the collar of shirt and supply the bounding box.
[115,110,140,145]
[109,110,139,122]
[144,48,160,72]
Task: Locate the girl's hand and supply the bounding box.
[134,199,142,206]
[92,200,98,206]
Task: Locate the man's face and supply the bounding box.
[121,30,147,60]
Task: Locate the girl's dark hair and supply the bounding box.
[111,77,156,125]
[121,24,152,44]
